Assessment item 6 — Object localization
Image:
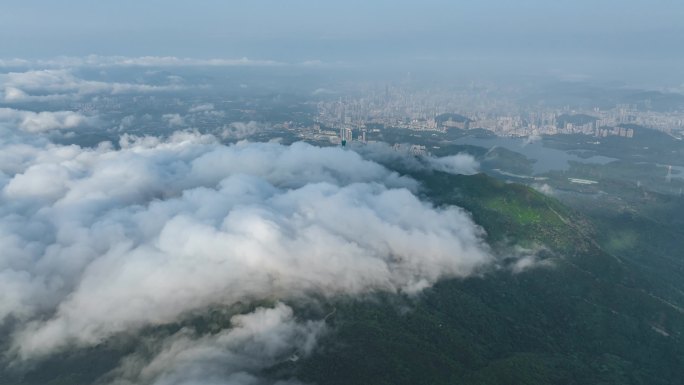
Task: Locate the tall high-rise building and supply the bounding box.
[340,127,352,146]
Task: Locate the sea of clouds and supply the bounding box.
[0,128,491,384]
[0,58,494,384]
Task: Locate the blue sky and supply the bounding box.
[1,0,682,83]
[0,1,680,58]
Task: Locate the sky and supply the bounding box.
[1,0,682,65]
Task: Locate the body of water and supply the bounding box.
[455,136,617,174]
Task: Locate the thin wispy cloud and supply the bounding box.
[0,69,183,102]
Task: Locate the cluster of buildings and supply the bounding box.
[316,87,684,140]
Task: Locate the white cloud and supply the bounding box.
[219,121,266,140]
[312,87,337,95]
[112,56,283,67]
[532,183,554,195]
[430,153,480,175]
[106,303,323,385]
[0,129,493,384]
[0,58,31,67]
[0,69,182,102]
[0,107,94,133]
[0,55,286,69]
[116,115,136,132]
[3,86,29,101]
[162,113,185,127]
[0,131,490,362]
[352,142,480,175]
[300,60,324,67]
[507,245,554,274]
[523,134,542,146]
[189,103,215,113]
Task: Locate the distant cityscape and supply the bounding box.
[314,86,684,141]
[60,80,684,149]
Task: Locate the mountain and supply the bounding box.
[291,171,684,385]
[5,171,684,385]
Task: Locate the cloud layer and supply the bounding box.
[0,107,94,132]
[351,142,480,176]
[107,303,324,385]
[0,55,286,69]
[1,69,181,102]
[0,127,491,383]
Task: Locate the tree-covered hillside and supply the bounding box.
[291,171,684,385]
